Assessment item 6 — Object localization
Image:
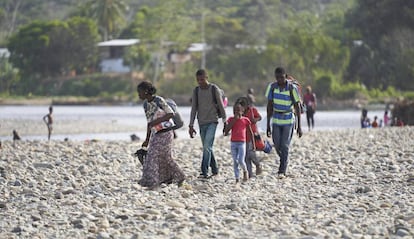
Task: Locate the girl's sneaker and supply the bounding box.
[256,165,263,175]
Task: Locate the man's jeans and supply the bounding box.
[199,122,219,176]
[272,124,294,174]
[231,141,247,179]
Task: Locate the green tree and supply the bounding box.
[83,0,128,40]
[8,19,99,77]
[345,0,414,90]
[121,1,197,82]
[0,0,81,43]
[7,21,67,77]
[123,44,151,72]
[66,17,100,74]
[0,56,19,94]
[7,18,99,94]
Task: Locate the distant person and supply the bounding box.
[383,110,390,126]
[364,118,371,128]
[361,108,369,128]
[303,86,317,131]
[43,106,53,140]
[13,130,21,141]
[394,117,404,127]
[130,134,140,141]
[265,67,302,179]
[236,96,263,177]
[372,116,379,128]
[247,88,256,105]
[224,103,254,183]
[137,81,185,189]
[189,69,227,179]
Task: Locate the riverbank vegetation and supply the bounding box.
[0,0,413,109]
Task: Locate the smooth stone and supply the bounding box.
[97,232,111,239]
[54,192,63,199]
[33,163,54,169]
[166,200,186,208]
[11,227,22,233]
[99,217,110,229]
[396,228,410,237]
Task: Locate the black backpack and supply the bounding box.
[143,96,184,131]
[195,84,226,118]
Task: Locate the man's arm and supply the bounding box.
[43,114,48,124]
[266,100,273,137]
[265,83,273,138]
[189,88,197,127]
[291,85,303,137]
[213,85,226,122]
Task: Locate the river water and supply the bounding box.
[0,105,386,141]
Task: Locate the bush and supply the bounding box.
[56,74,132,97]
[334,82,367,100]
[314,75,334,98]
[403,91,414,100]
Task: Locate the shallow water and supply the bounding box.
[0,105,386,141]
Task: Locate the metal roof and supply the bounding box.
[187,43,207,52]
[97,39,140,47]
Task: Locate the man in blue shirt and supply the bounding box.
[265,67,303,179]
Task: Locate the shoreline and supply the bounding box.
[0,108,392,141]
[0,97,387,111]
[1,127,413,238]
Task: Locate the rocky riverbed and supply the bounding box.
[1,127,413,238]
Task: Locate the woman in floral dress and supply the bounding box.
[137,81,185,189]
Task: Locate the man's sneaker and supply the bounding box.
[278,173,286,179]
[235,179,240,183]
[198,174,211,179]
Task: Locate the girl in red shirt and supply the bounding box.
[236,96,263,177]
[224,103,254,183]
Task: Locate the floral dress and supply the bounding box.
[139,96,185,188]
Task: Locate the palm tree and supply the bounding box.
[85,0,128,41]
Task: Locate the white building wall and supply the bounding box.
[99,59,131,73]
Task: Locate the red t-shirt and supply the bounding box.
[244,107,261,141]
[304,93,316,107]
[227,116,251,142]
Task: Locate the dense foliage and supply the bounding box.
[0,0,413,105]
[345,0,414,91]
